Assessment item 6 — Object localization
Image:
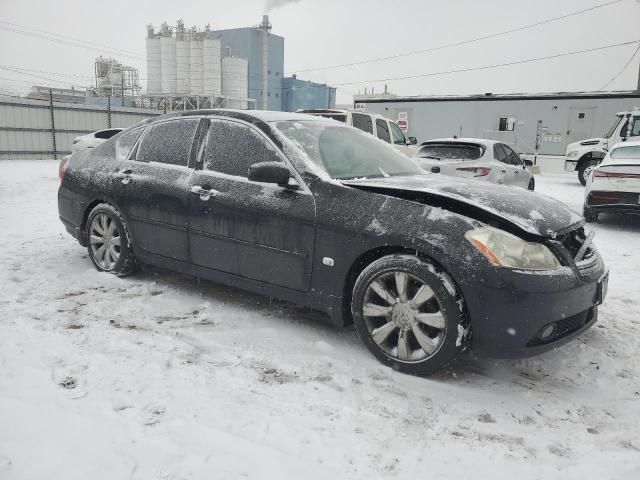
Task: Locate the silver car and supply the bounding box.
[414,138,535,190]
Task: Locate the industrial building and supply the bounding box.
[281,74,336,112]
[354,90,640,155]
[145,16,333,111]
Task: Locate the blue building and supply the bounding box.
[281,75,336,112]
[214,26,284,111]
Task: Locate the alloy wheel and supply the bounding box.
[89,213,121,270]
[362,271,446,363]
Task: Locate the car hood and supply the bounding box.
[567,138,604,151]
[342,175,583,238]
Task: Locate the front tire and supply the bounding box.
[578,162,597,186]
[351,255,469,376]
[86,203,136,276]
[527,178,535,191]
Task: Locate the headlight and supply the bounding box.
[567,151,579,158]
[465,226,560,270]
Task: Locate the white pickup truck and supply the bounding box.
[297,109,418,156]
[565,108,640,185]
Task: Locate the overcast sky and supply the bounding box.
[0,0,639,104]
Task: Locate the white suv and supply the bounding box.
[298,109,417,156]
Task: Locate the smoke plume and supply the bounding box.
[265,0,301,12]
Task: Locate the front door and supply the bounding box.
[115,117,201,262]
[188,118,316,292]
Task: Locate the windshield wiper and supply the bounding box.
[418,155,441,160]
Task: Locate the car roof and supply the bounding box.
[148,109,326,125]
[420,138,498,147]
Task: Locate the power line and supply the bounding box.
[0,65,85,88]
[290,0,628,74]
[598,41,640,90]
[332,39,640,86]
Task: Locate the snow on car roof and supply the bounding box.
[420,138,499,147]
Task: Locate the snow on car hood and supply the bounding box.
[342,175,584,238]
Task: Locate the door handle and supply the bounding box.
[191,185,220,201]
[501,169,506,174]
[117,169,133,185]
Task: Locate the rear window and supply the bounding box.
[352,113,373,134]
[95,129,122,140]
[317,114,347,123]
[610,145,640,160]
[416,143,484,161]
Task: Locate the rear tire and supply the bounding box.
[351,254,469,376]
[86,203,136,276]
[583,206,599,223]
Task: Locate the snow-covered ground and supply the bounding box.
[1,161,639,480]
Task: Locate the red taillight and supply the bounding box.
[594,169,640,178]
[456,167,491,177]
[59,158,69,185]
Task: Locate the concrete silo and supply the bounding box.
[189,30,204,96]
[202,27,222,97]
[145,25,161,95]
[159,23,176,95]
[175,20,191,95]
[222,50,248,109]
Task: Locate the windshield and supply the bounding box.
[275,120,423,180]
[416,143,484,161]
[604,115,623,138]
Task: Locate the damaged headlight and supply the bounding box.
[465,226,560,270]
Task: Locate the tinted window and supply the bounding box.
[389,122,406,145]
[204,120,282,177]
[632,117,640,137]
[95,129,122,140]
[494,144,508,163]
[417,143,483,161]
[115,127,144,160]
[137,119,199,166]
[376,119,391,143]
[501,144,521,165]
[352,113,373,134]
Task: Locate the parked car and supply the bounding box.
[584,141,640,222]
[297,109,417,156]
[71,128,124,153]
[414,138,535,190]
[565,108,640,185]
[58,110,607,375]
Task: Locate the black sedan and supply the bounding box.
[58,110,607,375]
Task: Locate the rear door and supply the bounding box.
[114,117,201,262]
[375,118,391,144]
[188,117,316,292]
[501,144,528,188]
[492,144,512,185]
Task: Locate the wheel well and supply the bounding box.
[341,246,450,326]
[79,199,107,246]
[577,152,604,168]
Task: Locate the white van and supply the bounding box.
[565,108,640,185]
[298,109,418,156]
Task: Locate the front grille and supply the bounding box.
[527,307,595,347]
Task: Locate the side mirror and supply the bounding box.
[407,136,418,145]
[248,161,293,187]
[523,159,534,167]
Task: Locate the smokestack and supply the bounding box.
[259,15,271,110]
